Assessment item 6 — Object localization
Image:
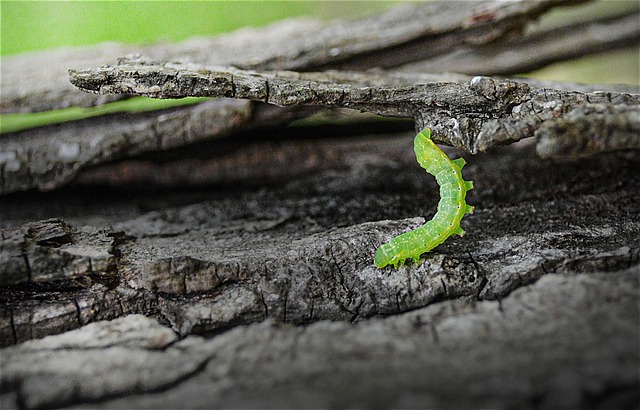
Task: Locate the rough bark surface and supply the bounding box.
[2,268,638,409]
[1,0,589,114]
[69,58,640,155]
[536,103,640,158]
[1,131,639,408]
[399,7,640,76]
[0,99,250,194]
[2,0,638,194]
[1,0,639,408]
[0,99,324,194]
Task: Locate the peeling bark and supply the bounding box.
[69,59,640,154]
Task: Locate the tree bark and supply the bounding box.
[69,58,640,155]
[1,0,639,408]
[2,131,639,407]
[1,0,591,114]
[2,0,637,194]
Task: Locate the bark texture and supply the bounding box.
[1,0,639,408]
[2,133,639,408]
[2,0,638,194]
[69,58,640,155]
[1,0,590,114]
[2,269,638,409]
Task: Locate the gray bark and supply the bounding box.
[4,62,637,194]
[1,0,639,408]
[0,99,322,194]
[536,103,640,158]
[69,59,640,155]
[2,269,638,409]
[2,0,638,194]
[0,99,250,194]
[2,131,639,407]
[399,7,640,76]
[1,0,589,114]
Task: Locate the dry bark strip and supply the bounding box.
[2,266,637,409]
[69,59,640,154]
[4,63,637,194]
[1,0,585,114]
[536,103,640,158]
[0,98,323,195]
[0,99,251,194]
[69,121,416,189]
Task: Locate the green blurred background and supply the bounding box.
[1,0,638,133]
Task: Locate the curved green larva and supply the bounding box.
[374,128,474,268]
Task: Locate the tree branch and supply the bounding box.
[0,0,588,114]
[69,59,640,154]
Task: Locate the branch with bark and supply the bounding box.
[69,58,640,156]
[1,0,637,194]
[1,0,591,114]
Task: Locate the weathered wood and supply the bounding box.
[0,218,117,288]
[1,0,585,114]
[399,8,640,76]
[0,99,324,194]
[2,132,638,346]
[69,59,640,154]
[71,120,416,189]
[0,99,252,194]
[2,0,636,195]
[4,61,637,194]
[1,1,639,407]
[2,267,637,409]
[536,103,640,158]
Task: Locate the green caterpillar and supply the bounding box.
[374,128,474,268]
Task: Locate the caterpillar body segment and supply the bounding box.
[374,128,474,269]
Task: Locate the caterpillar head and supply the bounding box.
[374,243,398,268]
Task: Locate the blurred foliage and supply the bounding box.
[527,48,639,86]
[0,0,637,134]
[0,1,398,133]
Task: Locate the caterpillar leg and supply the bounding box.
[452,158,466,169]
